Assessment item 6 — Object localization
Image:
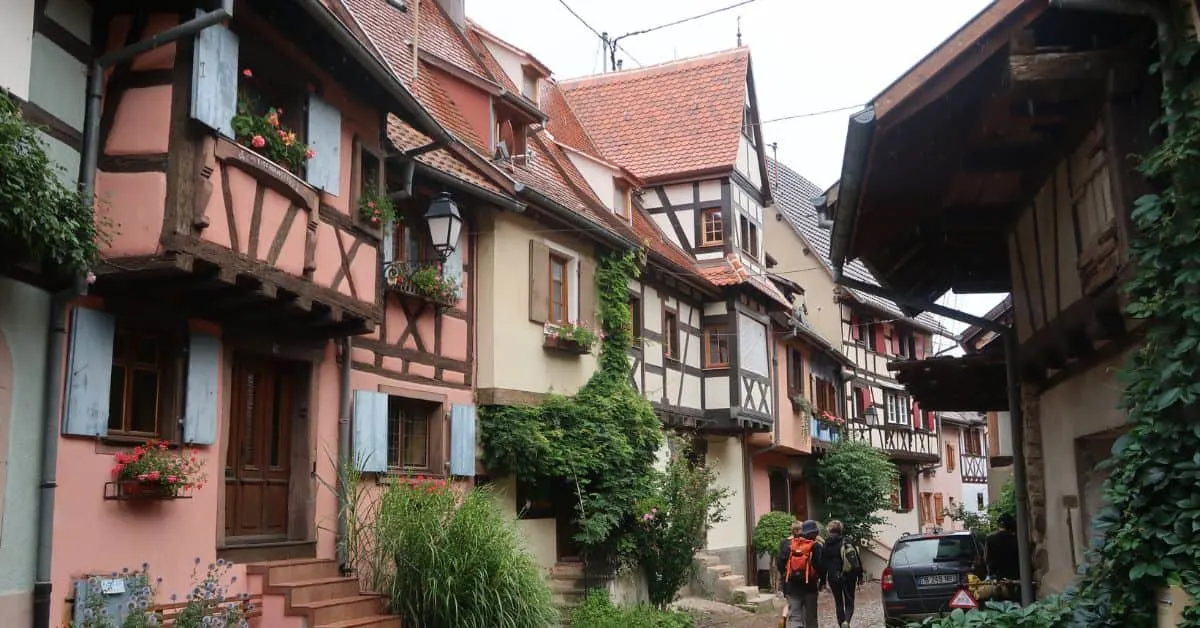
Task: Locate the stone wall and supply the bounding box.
[1021,385,1050,584]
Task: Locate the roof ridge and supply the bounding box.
[558,47,749,86]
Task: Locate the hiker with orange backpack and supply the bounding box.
[776,519,824,628]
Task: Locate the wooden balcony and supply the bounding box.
[961,454,988,484]
[845,420,939,463]
[810,416,844,447]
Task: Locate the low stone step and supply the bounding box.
[278,576,361,605]
[549,562,585,578]
[548,578,585,593]
[318,615,403,628]
[249,558,340,585]
[735,593,778,614]
[706,564,733,577]
[694,553,723,567]
[297,595,384,625]
[729,585,761,604]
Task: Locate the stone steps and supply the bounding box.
[248,559,403,628]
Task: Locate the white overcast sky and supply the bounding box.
[464,0,1008,347]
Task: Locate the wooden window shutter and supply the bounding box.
[890,328,901,355]
[873,325,886,354]
[183,331,221,445]
[189,10,238,137]
[578,256,596,327]
[528,240,550,323]
[352,390,388,473]
[306,93,343,194]
[64,308,115,437]
[947,444,956,471]
[934,493,945,524]
[915,334,926,360]
[912,398,921,430]
[850,315,860,341]
[927,411,936,431]
[449,404,477,477]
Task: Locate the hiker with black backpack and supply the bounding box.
[776,519,824,628]
[819,520,863,628]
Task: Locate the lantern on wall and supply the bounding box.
[425,192,463,261]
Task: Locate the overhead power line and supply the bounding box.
[553,0,604,40]
[605,0,763,71]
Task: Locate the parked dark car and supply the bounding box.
[881,530,982,626]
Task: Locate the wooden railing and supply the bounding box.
[961,454,988,484]
[845,420,939,462]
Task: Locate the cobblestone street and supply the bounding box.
[688,584,887,628]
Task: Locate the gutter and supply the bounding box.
[414,161,526,212]
[827,107,877,274]
[296,0,452,145]
[516,186,636,250]
[55,5,236,626]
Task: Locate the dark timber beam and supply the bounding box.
[1008,49,1130,84]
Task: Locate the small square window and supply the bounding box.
[386,397,436,471]
[663,309,679,359]
[704,325,729,368]
[701,208,723,246]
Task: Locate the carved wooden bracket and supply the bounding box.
[193,135,217,231]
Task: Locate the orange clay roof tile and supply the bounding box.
[559,49,750,182]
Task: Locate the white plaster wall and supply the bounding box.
[704,301,727,317]
[705,375,729,409]
[1037,349,1132,594]
[491,475,558,570]
[698,180,721,203]
[26,0,90,185]
[735,134,761,188]
[963,483,989,514]
[650,214,681,249]
[705,436,747,553]
[0,0,35,98]
[481,40,525,96]
[737,314,768,377]
[664,183,692,207]
[564,151,616,212]
[0,278,51,615]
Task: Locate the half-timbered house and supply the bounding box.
[558,48,791,583]
[767,155,945,574]
[24,0,506,625]
[824,1,1163,595]
[0,1,94,623]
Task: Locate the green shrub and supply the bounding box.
[330,470,558,628]
[814,438,897,544]
[906,595,1073,628]
[571,590,693,628]
[753,511,794,590]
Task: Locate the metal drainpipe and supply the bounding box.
[337,336,353,573]
[33,284,82,628]
[36,5,235,626]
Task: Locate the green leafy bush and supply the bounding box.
[332,472,558,628]
[0,91,102,273]
[624,440,730,607]
[753,511,794,590]
[906,595,1073,628]
[570,590,693,628]
[814,438,897,544]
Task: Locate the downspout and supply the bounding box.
[337,337,352,573]
[39,5,235,627]
[33,284,83,628]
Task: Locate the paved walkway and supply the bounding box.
[688,584,887,628]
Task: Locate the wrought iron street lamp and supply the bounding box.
[425,192,462,261]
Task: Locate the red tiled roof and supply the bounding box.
[559,49,750,182]
[541,80,604,159]
[343,0,490,88]
[697,254,790,307]
[386,115,506,195]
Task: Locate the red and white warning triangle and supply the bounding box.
[948,588,978,609]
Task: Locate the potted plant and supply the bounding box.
[543,321,600,354]
[230,79,315,177]
[358,177,398,228]
[789,393,813,415]
[387,262,459,306]
[109,440,207,501]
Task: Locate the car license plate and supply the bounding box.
[918,574,958,586]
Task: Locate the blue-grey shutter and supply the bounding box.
[306,93,342,194]
[183,331,221,445]
[63,308,115,437]
[449,403,476,477]
[353,390,388,473]
[190,10,238,137]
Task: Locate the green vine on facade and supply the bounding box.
[0,91,101,274]
[1069,10,1200,627]
[480,249,663,553]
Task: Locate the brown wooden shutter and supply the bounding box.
[528,240,550,323]
[578,255,596,327]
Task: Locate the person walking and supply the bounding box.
[777,519,824,628]
[819,520,863,628]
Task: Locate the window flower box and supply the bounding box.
[384,260,459,307]
[789,393,813,415]
[543,321,599,355]
[105,440,206,503]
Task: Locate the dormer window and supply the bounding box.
[739,214,759,259]
[613,180,631,218]
[494,116,527,161]
[742,105,756,147]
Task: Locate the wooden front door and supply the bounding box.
[225,354,294,540]
[791,481,809,522]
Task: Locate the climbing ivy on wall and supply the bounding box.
[0,91,101,274]
[1069,10,1200,627]
[480,249,664,552]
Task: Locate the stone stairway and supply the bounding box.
[248,558,402,627]
[693,552,777,613]
[548,559,587,611]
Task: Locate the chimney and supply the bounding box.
[435,0,465,29]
